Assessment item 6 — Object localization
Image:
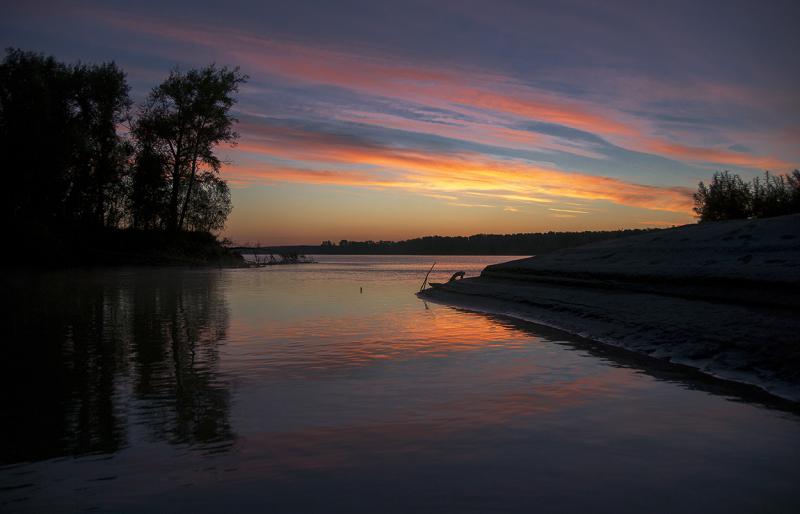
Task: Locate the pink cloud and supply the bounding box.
[91,8,793,171]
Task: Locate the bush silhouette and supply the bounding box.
[694,170,800,222]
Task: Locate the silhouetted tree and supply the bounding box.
[1,49,244,266]
[130,142,169,230]
[693,171,752,221]
[1,49,131,228]
[1,49,75,225]
[181,171,232,233]
[134,65,246,232]
[788,170,800,211]
[751,171,791,218]
[69,62,132,227]
[694,170,800,222]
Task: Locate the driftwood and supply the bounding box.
[427,270,466,289]
[448,271,465,282]
[420,262,436,292]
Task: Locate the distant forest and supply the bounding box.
[1,48,246,265]
[236,229,662,256]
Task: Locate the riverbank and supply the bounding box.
[8,224,246,268]
[420,214,800,401]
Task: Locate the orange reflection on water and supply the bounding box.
[219,302,646,478]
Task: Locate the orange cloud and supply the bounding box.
[548,208,590,214]
[228,124,694,213]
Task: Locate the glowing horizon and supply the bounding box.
[3,1,798,244]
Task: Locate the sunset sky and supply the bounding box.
[3,0,798,244]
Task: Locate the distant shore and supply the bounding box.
[421,214,800,401]
[233,228,660,257]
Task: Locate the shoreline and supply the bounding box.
[419,280,800,402]
[419,214,800,402]
[6,226,247,269]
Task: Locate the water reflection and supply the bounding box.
[1,258,798,513]
[1,270,233,464]
[444,307,800,414]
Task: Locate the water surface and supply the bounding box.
[2,256,799,513]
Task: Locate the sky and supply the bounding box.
[2,0,799,244]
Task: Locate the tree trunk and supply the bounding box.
[169,140,182,232]
[177,158,197,232]
[95,150,109,228]
[169,164,181,232]
[178,122,206,232]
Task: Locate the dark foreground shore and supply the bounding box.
[8,225,246,268]
[420,214,800,401]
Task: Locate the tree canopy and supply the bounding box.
[1,48,243,241]
[1,49,131,227]
[693,170,800,222]
[134,65,246,231]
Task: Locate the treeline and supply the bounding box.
[1,48,245,263]
[240,229,661,256]
[694,170,800,222]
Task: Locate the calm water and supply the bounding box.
[2,256,799,513]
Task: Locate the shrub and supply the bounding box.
[693,171,752,221]
[694,169,800,222]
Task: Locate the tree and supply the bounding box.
[0,49,131,228]
[70,62,132,227]
[693,171,752,221]
[787,170,800,212]
[694,170,800,222]
[0,49,74,225]
[181,172,232,233]
[751,171,791,218]
[130,142,169,230]
[134,65,246,232]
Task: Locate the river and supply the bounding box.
[2,256,798,513]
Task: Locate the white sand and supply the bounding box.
[421,214,800,401]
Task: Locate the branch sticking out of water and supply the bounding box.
[420,262,436,292]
